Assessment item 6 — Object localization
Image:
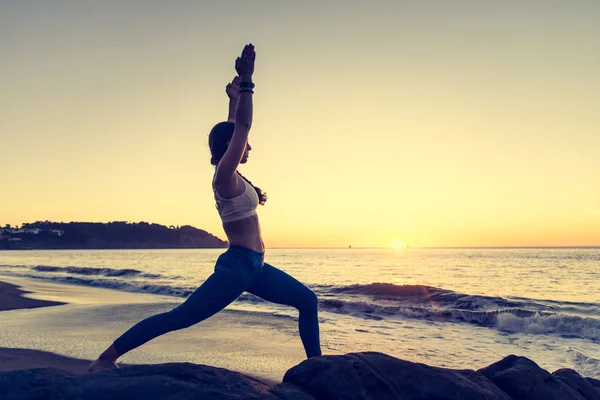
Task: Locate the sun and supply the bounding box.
[390,238,408,250]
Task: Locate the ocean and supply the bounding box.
[1,247,598,378]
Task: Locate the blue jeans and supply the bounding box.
[113,246,321,358]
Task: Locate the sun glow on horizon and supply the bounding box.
[390,239,408,250]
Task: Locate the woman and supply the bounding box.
[88,44,322,372]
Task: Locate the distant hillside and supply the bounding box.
[0,221,228,250]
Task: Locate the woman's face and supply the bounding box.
[241,142,252,163]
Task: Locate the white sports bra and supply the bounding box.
[213,174,259,223]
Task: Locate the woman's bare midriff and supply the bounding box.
[223,214,265,253]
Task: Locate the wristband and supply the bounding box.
[239,81,255,89]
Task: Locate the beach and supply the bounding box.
[0,276,312,384]
[1,247,598,385]
[3,275,599,400]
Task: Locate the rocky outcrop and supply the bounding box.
[1,352,598,400]
[554,369,600,400]
[282,352,511,400]
[478,355,599,400]
[0,363,279,400]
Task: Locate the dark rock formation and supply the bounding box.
[478,355,596,400]
[1,352,598,400]
[588,377,600,390]
[281,352,511,400]
[0,363,280,400]
[553,369,600,400]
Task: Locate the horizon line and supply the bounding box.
[268,246,600,250]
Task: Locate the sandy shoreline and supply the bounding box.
[0,277,308,384]
[0,280,89,373]
[0,281,66,311]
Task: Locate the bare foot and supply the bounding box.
[87,358,119,373]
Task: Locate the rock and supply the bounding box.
[1,352,597,400]
[270,382,316,399]
[0,368,76,399]
[588,377,600,390]
[478,355,585,400]
[0,363,281,400]
[553,369,600,400]
[281,351,511,400]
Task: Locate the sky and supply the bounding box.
[1,0,599,248]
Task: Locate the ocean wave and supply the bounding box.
[0,264,29,269]
[496,313,600,341]
[22,274,194,297]
[319,298,600,342]
[31,265,162,279]
[327,283,524,309]
[325,283,600,316]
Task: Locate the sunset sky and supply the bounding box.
[1,1,599,248]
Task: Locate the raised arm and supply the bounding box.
[214,44,255,184]
[226,76,240,122]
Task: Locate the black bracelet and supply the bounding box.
[240,89,254,94]
[239,81,255,89]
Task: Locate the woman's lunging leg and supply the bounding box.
[113,267,251,355]
[246,262,321,358]
[89,258,256,372]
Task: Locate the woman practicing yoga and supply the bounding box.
[88,44,322,372]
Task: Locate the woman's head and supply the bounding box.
[208,121,266,205]
[208,122,251,166]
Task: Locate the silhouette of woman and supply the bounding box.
[88,44,322,372]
